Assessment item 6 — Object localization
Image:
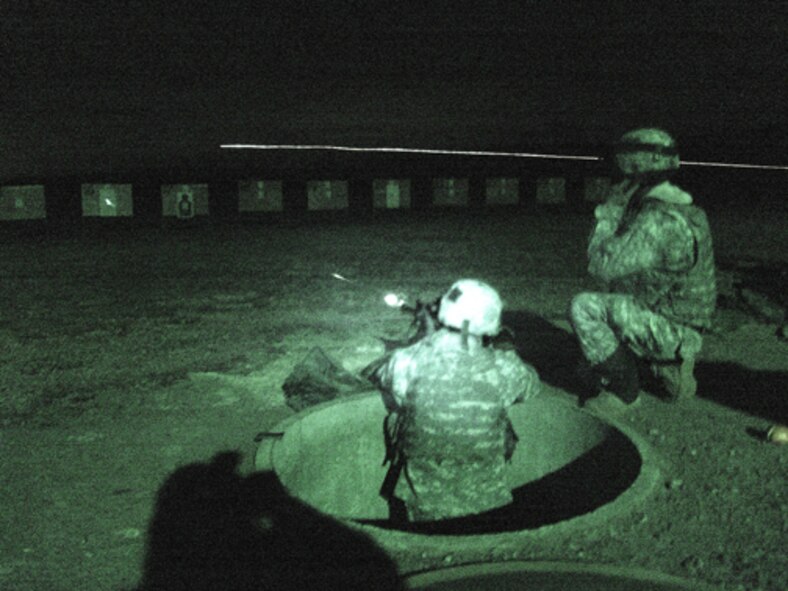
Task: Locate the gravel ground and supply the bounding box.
[0,207,785,590]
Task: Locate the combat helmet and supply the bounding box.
[438,279,502,336]
[613,128,680,180]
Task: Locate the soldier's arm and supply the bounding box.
[587,181,640,257]
[370,346,416,409]
[587,205,624,259]
[588,208,694,281]
[517,363,541,402]
[497,352,541,405]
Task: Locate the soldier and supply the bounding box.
[569,128,717,413]
[367,279,540,523]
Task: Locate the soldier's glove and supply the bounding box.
[594,180,639,222]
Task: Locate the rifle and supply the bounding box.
[380,293,442,350]
[382,291,517,350]
[362,291,516,385]
[359,294,440,392]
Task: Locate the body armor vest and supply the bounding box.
[398,344,507,462]
[631,200,717,329]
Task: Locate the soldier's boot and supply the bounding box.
[582,345,641,415]
[651,355,697,402]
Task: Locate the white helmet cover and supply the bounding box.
[438,279,503,336]
[614,128,680,177]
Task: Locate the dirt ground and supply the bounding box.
[0,206,785,590]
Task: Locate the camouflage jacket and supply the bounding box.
[373,330,540,462]
[588,181,717,329]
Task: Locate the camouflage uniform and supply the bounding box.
[570,180,716,367]
[371,329,540,521]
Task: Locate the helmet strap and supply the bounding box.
[461,320,470,349]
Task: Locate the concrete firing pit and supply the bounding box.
[404,561,716,591]
[255,389,660,546]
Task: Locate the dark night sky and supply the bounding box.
[1,0,787,180]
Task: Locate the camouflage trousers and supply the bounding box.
[394,456,512,521]
[569,292,703,366]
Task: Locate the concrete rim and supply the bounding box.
[403,560,718,590]
[256,390,663,549]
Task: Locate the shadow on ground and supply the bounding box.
[695,361,788,425]
[134,452,404,591]
[716,257,787,322]
[503,310,788,425]
[503,309,584,396]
